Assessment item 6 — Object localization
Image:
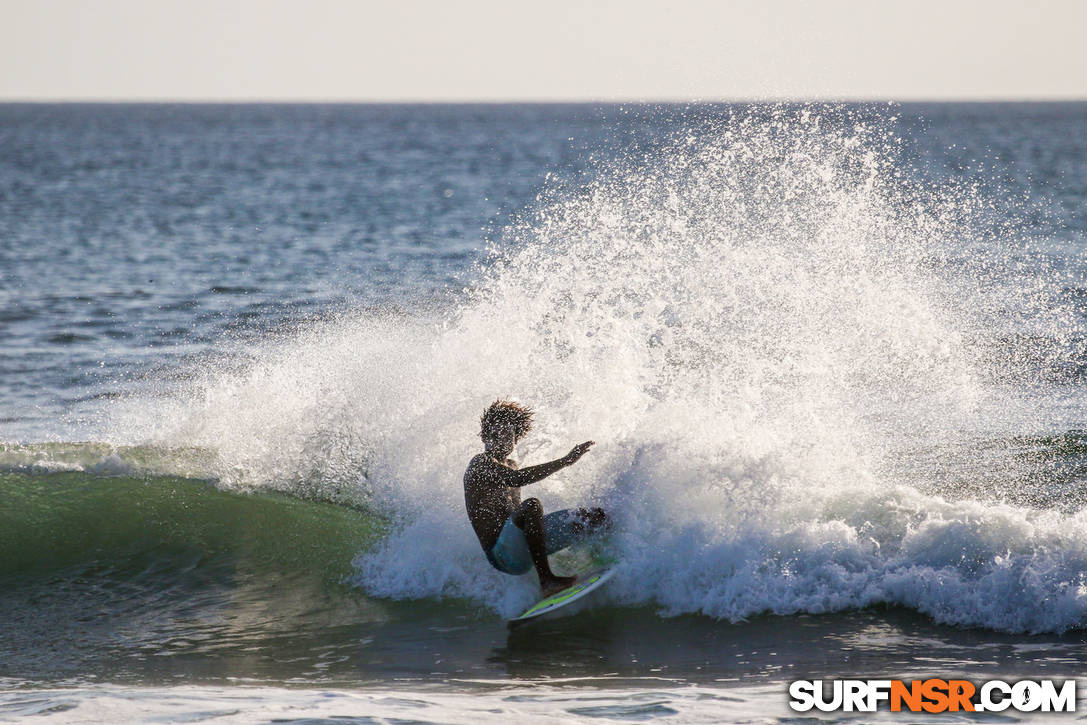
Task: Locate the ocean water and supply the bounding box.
[2,102,1087,723]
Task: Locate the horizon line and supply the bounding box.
[2,96,1086,105]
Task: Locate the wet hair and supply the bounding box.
[479,399,534,441]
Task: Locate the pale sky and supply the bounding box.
[2,0,1085,101]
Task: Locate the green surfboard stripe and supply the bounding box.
[520,573,602,617]
[508,565,621,626]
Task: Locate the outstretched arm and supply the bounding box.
[482,441,594,488]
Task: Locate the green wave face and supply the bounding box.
[0,469,400,684]
[0,471,380,582]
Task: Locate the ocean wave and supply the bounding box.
[92,106,1087,633]
[0,469,379,581]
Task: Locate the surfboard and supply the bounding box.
[508,565,617,624]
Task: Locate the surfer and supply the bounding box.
[464,399,608,596]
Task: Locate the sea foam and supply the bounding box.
[111,107,1087,633]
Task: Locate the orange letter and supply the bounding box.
[921,679,949,713]
[947,680,976,712]
[891,680,922,712]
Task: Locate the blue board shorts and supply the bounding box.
[486,508,588,575]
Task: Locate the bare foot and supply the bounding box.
[540,574,577,598]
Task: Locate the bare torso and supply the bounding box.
[463,453,521,551]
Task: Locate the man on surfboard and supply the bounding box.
[464,399,607,597]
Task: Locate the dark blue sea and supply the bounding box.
[2,102,1087,722]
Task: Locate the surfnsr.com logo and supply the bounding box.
[788,679,1077,713]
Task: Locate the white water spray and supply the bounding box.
[113,108,1087,632]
